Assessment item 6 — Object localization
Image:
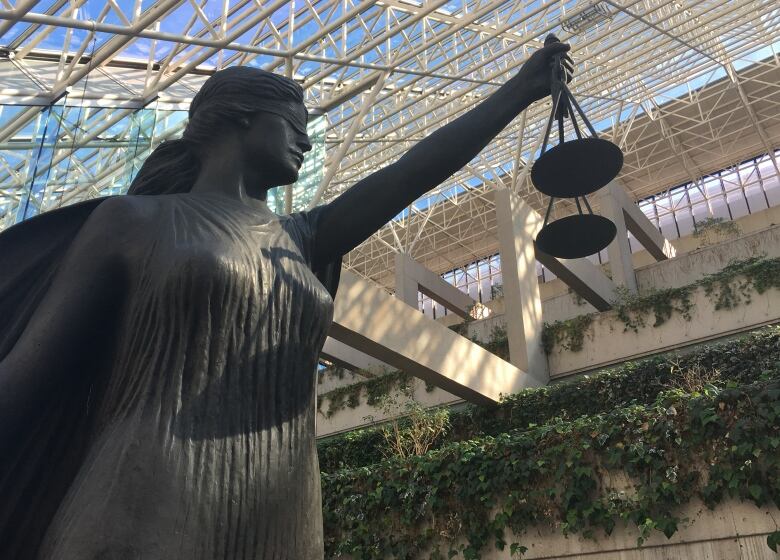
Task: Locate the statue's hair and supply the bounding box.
[128,67,304,196]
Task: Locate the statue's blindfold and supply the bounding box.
[192,98,309,136]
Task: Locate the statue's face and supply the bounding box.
[242,108,312,188]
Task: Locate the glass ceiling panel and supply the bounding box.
[0,0,777,279]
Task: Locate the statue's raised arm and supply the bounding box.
[312,35,572,269]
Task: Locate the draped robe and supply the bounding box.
[0,193,340,559]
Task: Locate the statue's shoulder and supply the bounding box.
[89,195,161,230]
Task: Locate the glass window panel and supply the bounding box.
[765,179,780,207]
[744,183,768,213]
[726,190,749,219]
[687,183,705,204]
[658,213,678,239]
[719,168,740,190]
[710,195,731,220]
[676,208,695,237]
[703,176,722,197]
[691,200,710,223]
[480,277,492,301]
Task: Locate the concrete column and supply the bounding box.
[494,188,548,384]
[598,184,638,293]
[394,253,422,309]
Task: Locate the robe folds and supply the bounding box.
[0,193,340,559]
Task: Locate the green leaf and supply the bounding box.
[767,531,780,552]
[510,543,528,557]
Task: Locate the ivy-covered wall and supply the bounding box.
[320,327,780,559]
[318,326,780,471]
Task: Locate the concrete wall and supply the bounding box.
[538,204,780,314]
[547,281,780,378]
[405,500,780,560]
[540,219,780,324]
[636,225,780,293]
[317,368,374,394]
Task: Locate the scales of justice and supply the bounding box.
[530,38,624,259]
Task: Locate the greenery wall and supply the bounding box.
[319,327,780,558]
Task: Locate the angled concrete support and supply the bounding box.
[330,270,540,405]
[321,337,391,376]
[597,180,676,292]
[534,252,620,311]
[394,252,476,318]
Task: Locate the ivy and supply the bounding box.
[693,216,741,246]
[699,256,780,310]
[318,371,412,418]
[476,325,509,361]
[318,369,438,418]
[318,365,348,384]
[612,285,695,333]
[542,313,594,354]
[322,379,780,559]
[543,256,780,351]
[318,326,780,472]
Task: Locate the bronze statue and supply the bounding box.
[0,36,572,559]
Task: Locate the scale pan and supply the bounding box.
[535,214,617,259]
[531,138,623,198]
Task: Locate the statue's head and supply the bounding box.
[129,66,311,196]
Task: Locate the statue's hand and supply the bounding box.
[516,34,573,104]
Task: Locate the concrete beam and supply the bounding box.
[535,251,620,311]
[321,337,391,376]
[330,269,541,405]
[394,252,476,318]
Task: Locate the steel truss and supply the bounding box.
[0,0,778,288]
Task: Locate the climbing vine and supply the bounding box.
[611,285,694,333]
[699,256,780,310]
[541,313,595,353]
[694,216,741,246]
[476,325,510,361]
[318,370,437,418]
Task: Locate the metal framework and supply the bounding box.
[0,0,778,289]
